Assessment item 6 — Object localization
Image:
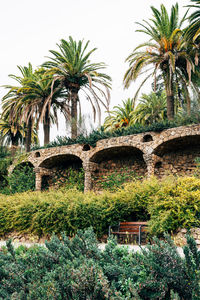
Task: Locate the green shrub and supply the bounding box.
[0,178,157,237]
[7,163,35,194]
[1,176,200,238]
[1,228,200,299]
[148,177,200,236]
[53,167,85,192]
[95,167,142,191]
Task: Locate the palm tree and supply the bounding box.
[103,98,136,131]
[131,92,167,125]
[2,64,37,152]
[43,37,111,138]
[124,4,195,120]
[19,68,69,145]
[2,65,69,149]
[186,0,200,43]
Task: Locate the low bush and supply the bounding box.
[7,163,35,194]
[148,177,200,236]
[0,178,158,237]
[1,228,200,299]
[0,176,200,238]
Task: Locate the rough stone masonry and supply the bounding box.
[9,124,200,192]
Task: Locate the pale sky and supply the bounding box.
[0,0,190,143]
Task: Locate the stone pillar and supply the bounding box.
[34,167,53,191]
[35,172,42,191]
[83,162,98,193]
[143,154,159,178]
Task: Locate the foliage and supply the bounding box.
[0,228,200,299]
[131,91,167,125]
[148,177,200,236]
[103,98,136,131]
[43,36,111,138]
[32,112,200,150]
[0,147,12,193]
[7,163,35,194]
[95,167,142,191]
[124,3,197,120]
[53,167,85,192]
[0,178,159,237]
[1,175,200,238]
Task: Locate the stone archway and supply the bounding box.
[89,146,147,190]
[36,154,84,191]
[153,135,200,177]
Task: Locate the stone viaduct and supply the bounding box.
[10,124,200,192]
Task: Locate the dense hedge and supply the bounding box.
[1,228,200,299]
[32,113,200,150]
[1,176,200,237]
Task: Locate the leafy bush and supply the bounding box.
[7,163,35,194]
[1,228,200,299]
[53,167,85,192]
[95,167,142,191]
[1,176,200,238]
[32,112,200,150]
[0,147,12,192]
[148,177,200,236]
[0,178,158,237]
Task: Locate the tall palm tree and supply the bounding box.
[103,98,136,131]
[43,37,111,138]
[19,68,69,145]
[186,0,200,43]
[131,92,167,125]
[2,64,37,152]
[2,65,69,149]
[124,4,195,120]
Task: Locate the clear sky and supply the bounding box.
[0,0,190,143]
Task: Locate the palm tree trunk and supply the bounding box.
[25,118,32,152]
[10,134,19,156]
[70,87,79,139]
[43,109,50,145]
[166,93,175,120]
[165,74,175,120]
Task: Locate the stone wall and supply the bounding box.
[174,228,200,247]
[9,124,200,192]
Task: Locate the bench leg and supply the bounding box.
[139,226,141,245]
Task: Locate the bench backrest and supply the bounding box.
[119,222,148,233]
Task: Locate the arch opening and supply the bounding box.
[143,134,153,142]
[153,135,200,177]
[39,154,84,191]
[90,146,147,191]
[35,151,40,158]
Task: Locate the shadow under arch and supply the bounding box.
[39,154,84,190]
[90,146,147,190]
[153,135,200,177]
[12,161,34,173]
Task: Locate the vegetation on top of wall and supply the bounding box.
[32,113,200,150]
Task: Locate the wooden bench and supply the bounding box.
[108,222,148,245]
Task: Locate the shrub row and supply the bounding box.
[32,113,200,150]
[1,176,200,237]
[1,228,200,299]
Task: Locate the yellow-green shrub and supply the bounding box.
[1,176,200,238]
[148,176,200,235]
[0,178,158,237]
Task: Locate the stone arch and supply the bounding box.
[153,135,200,176]
[89,146,147,190]
[38,154,84,190]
